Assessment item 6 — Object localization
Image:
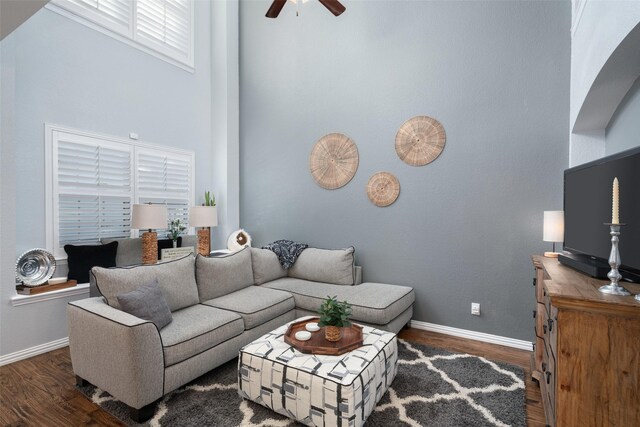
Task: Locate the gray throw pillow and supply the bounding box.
[116,279,173,329]
[288,247,356,285]
[250,248,287,285]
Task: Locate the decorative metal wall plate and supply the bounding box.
[367,172,400,207]
[395,116,446,166]
[16,248,56,287]
[309,133,359,189]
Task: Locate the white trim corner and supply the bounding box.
[0,337,69,367]
[410,320,533,351]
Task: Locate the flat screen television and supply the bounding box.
[561,145,640,282]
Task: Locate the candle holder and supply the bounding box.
[598,223,631,296]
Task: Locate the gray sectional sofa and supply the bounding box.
[68,244,415,422]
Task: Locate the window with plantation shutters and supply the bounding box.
[135,0,191,64]
[58,0,132,34]
[52,135,134,256]
[46,125,195,258]
[48,0,193,69]
[136,148,193,235]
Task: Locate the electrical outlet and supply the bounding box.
[471,302,481,316]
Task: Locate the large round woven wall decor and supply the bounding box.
[309,133,359,190]
[367,172,400,207]
[395,116,446,166]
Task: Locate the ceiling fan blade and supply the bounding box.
[318,0,346,16]
[266,0,287,18]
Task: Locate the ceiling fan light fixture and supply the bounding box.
[266,0,345,18]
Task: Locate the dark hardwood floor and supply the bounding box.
[0,328,545,426]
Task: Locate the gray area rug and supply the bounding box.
[78,339,526,426]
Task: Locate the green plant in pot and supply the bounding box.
[167,219,186,247]
[318,296,352,342]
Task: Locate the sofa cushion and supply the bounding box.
[250,248,287,285]
[101,237,142,267]
[160,304,244,367]
[92,255,199,312]
[264,278,415,325]
[288,247,355,285]
[201,286,295,330]
[195,247,254,301]
[116,279,173,329]
[65,242,118,283]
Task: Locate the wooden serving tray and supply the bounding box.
[284,317,364,356]
[15,280,78,295]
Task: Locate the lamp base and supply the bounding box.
[142,231,158,265]
[197,228,210,256]
[544,252,560,258]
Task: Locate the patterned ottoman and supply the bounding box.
[238,318,398,427]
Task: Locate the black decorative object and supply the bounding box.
[64,241,118,283]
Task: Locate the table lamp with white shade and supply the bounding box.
[189,206,218,256]
[132,204,168,265]
[543,210,564,258]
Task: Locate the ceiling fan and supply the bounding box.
[266,0,346,18]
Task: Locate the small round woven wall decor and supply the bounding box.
[367,172,400,207]
[395,115,446,166]
[309,133,359,190]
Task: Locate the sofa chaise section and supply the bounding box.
[264,278,415,333]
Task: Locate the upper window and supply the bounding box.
[45,124,195,258]
[48,0,194,70]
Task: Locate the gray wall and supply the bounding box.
[1,1,214,357]
[239,0,570,340]
[606,77,640,155]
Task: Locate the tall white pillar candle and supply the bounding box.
[612,177,619,224]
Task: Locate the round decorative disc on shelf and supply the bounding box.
[16,248,56,287]
[309,133,359,190]
[367,172,400,207]
[395,116,446,166]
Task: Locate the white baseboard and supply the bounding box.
[410,320,533,351]
[0,337,69,366]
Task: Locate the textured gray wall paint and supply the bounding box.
[239,0,570,340]
[606,77,640,155]
[1,1,213,357]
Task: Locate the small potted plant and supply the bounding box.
[167,219,186,247]
[318,296,352,342]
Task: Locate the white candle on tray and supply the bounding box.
[612,177,620,224]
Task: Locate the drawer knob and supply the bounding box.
[533,277,537,287]
[543,324,547,334]
[533,310,537,318]
[546,371,552,384]
[548,319,554,332]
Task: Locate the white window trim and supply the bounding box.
[45,123,196,260]
[45,1,195,72]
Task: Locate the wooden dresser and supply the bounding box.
[531,255,640,427]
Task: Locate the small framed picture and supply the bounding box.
[161,246,195,262]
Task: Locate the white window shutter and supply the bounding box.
[135,0,191,61]
[137,148,192,233]
[56,0,132,35]
[55,137,133,249]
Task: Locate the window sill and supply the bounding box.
[10,283,90,307]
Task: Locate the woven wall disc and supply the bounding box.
[395,116,446,166]
[367,172,400,207]
[310,133,359,190]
